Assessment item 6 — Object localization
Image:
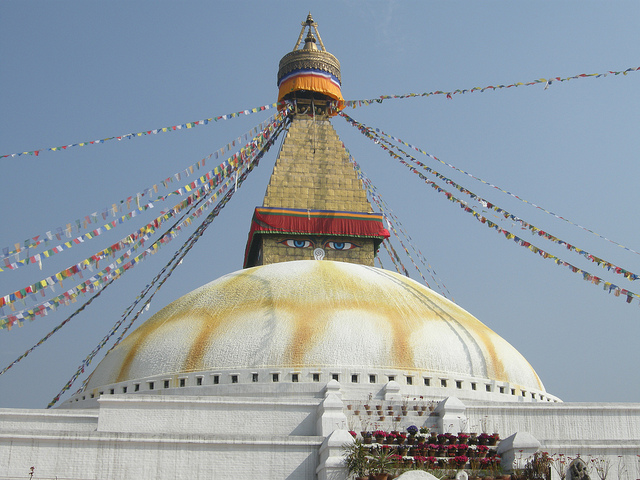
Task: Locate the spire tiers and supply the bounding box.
[277,14,343,111]
[243,16,389,269]
[243,115,389,268]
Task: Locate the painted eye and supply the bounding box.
[281,239,313,248]
[325,241,358,250]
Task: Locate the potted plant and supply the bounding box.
[445,444,457,457]
[457,443,469,455]
[468,457,482,479]
[550,453,570,480]
[343,438,369,480]
[373,430,387,444]
[477,445,489,458]
[369,448,395,480]
[523,451,552,479]
[449,454,469,469]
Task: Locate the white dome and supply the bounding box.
[85,261,546,396]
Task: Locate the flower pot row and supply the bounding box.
[358,430,500,450]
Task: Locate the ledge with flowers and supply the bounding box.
[343,425,512,480]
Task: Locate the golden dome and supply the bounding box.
[85,261,547,399]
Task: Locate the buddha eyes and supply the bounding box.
[282,239,313,248]
[325,241,358,250]
[279,239,360,250]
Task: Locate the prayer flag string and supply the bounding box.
[343,113,640,306]
[1,117,277,262]
[1,102,286,159]
[345,149,452,299]
[46,112,290,408]
[371,125,640,258]
[0,190,217,371]
[0,278,117,377]
[0,108,292,328]
[339,67,639,108]
[0,125,276,311]
[342,112,640,284]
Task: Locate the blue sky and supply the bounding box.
[1,1,639,409]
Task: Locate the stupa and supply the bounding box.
[69,13,552,408]
[1,14,638,480]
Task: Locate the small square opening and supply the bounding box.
[292,373,299,383]
[272,373,279,382]
[312,373,320,382]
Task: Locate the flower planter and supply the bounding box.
[370,474,388,480]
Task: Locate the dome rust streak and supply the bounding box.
[115,328,150,383]
[181,271,278,372]
[287,302,331,366]
[465,320,509,383]
[378,302,427,368]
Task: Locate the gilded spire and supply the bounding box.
[277,14,342,107]
[243,16,389,268]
